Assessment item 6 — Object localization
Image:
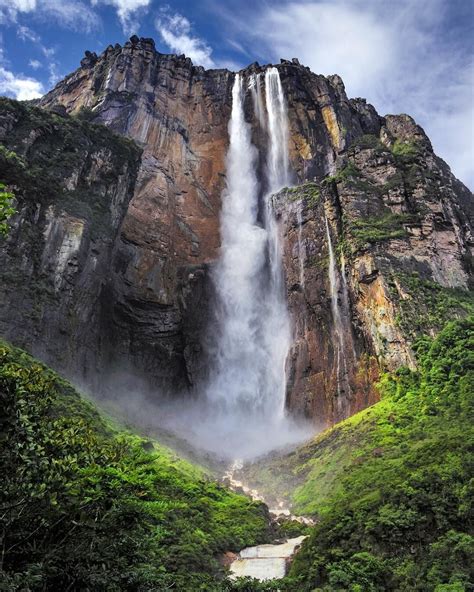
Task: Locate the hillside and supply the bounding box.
[0,341,273,591]
[2,317,471,590]
[241,318,474,590]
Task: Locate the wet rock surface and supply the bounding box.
[0,98,140,383]
[1,39,472,426]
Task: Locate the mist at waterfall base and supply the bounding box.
[101,68,314,461]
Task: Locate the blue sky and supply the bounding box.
[0,0,473,188]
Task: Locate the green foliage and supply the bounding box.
[75,106,95,121]
[0,342,271,591]
[350,134,386,152]
[349,211,418,247]
[0,97,141,241]
[286,318,474,591]
[390,272,474,338]
[0,144,26,167]
[282,182,320,206]
[0,182,15,236]
[391,139,421,159]
[324,161,361,185]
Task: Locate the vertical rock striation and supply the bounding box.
[0,39,471,427]
[0,98,140,382]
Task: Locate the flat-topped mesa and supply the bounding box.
[2,37,470,425]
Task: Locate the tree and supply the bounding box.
[0,183,15,236]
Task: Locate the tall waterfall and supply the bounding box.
[156,68,310,459]
[207,69,291,418]
[197,67,307,457]
[206,72,271,415]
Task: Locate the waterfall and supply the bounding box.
[196,67,307,457]
[325,215,351,412]
[264,68,290,191]
[157,68,310,459]
[207,68,291,418]
[207,72,269,414]
[249,73,266,129]
[262,66,292,418]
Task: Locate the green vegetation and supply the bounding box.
[324,161,383,198]
[0,97,140,240]
[0,341,272,591]
[324,161,361,185]
[283,182,320,206]
[244,319,474,591]
[349,211,419,247]
[349,133,386,152]
[391,139,422,159]
[0,183,15,236]
[390,272,474,338]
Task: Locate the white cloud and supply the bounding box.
[0,0,98,33]
[29,59,42,69]
[221,0,473,189]
[16,24,60,87]
[0,66,44,99]
[91,0,150,34]
[155,7,215,69]
[0,0,36,24]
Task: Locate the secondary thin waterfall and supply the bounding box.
[325,215,351,412]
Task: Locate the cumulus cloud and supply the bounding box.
[0,66,43,99]
[219,0,473,188]
[91,0,150,34]
[0,0,98,33]
[155,7,215,68]
[28,59,42,69]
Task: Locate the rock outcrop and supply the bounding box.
[1,37,472,426]
[0,98,140,383]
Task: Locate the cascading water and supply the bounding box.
[249,73,266,129]
[325,215,352,414]
[157,68,310,460]
[205,73,269,416]
[207,68,291,422]
[152,68,311,459]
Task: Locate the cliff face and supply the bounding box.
[1,37,472,425]
[0,98,140,383]
[274,115,473,422]
[39,38,233,389]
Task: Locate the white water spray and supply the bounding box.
[249,73,266,129]
[265,68,290,191]
[152,69,311,460]
[207,68,292,419]
[206,73,272,416]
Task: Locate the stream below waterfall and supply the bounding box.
[223,460,314,581]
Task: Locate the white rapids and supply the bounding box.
[229,536,307,581]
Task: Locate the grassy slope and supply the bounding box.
[244,318,474,591]
[0,342,272,591]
